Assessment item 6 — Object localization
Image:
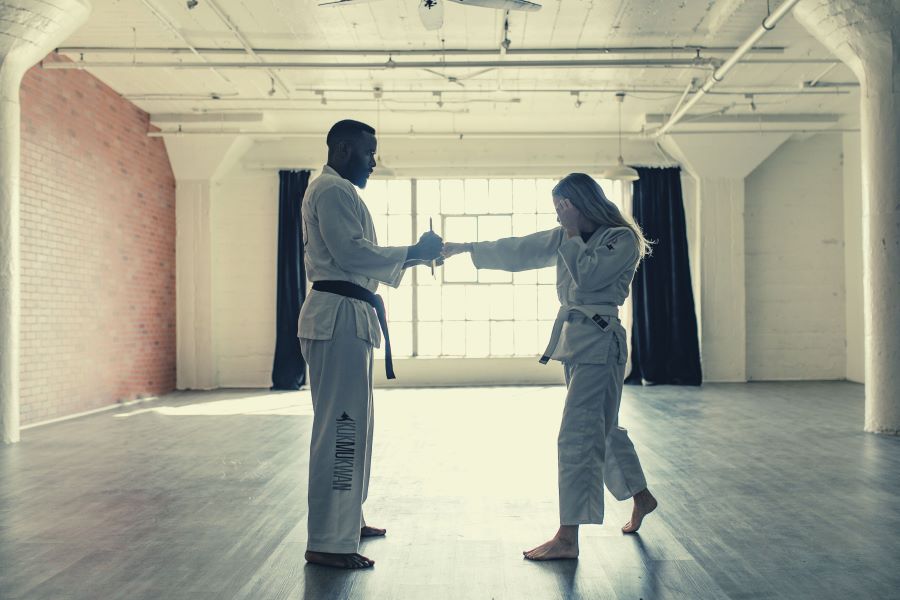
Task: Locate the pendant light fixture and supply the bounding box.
[602,92,639,182]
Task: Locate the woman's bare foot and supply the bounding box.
[523,526,579,561]
[622,488,658,533]
[304,550,374,569]
[360,525,386,538]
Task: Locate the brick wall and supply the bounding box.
[18,55,176,425]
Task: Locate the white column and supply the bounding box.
[795,0,900,434]
[176,181,215,390]
[1,1,91,444]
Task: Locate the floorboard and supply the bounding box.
[2,381,898,599]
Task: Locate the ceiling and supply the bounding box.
[53,0,860,138]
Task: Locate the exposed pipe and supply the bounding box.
[43,57,719,71]
[43,57,837,71]
[146,127,859,139]
[203,0,291,97]
[136,0,232,85]
[57,45,787,57]
[653,0,802,137]
[122,86,850,101]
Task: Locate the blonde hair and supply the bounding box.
[552,172,652,259]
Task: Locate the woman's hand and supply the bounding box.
[555,198,585,238]
[441,241,472,258]
[555,198,582,236]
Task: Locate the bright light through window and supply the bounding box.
[361,176,629,359]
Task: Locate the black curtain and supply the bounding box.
[271,170,311,390]
[626,166,702,386]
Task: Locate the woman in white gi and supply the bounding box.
[442,173,657,561]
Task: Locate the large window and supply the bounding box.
[362,177,628,359]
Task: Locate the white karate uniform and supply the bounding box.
[471,226,647,525]
[298,165,408,553]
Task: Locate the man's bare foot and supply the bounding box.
[304,550,374,569]
[622,488,658,534]
[523,527,579,561]
[360,526,386,538]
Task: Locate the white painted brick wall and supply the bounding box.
[212,170,279,387]
[745,133,846,380]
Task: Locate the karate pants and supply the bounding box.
[558,336,647,525]
[300,303,374,554]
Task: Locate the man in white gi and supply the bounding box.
[442,173,658,561]
[299,120,443,569]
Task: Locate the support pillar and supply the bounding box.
[795,0,900,433]
[1,1,91,444]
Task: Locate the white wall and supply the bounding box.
[744,133,846,380]
[211,168,279,387]
[842,132,864,383]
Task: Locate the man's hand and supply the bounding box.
[441,241,472,258]
[407,230,443,262]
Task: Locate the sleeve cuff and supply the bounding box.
[383,247,408,288]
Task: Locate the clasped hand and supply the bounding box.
[406,230,444,266]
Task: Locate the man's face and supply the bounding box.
[346,131,377,188]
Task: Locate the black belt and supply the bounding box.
[311,280,396,380]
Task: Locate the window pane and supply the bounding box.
[387,286,412,321]
[388,215,412,246]
[465,285,491,320]
[418,322,442,357]
[441,179,464,214]
[466,321,490,357]
[514,269,537,284]
[478,268,512,284]
[442,286,466,320]
[514,321,539,356]
[538,284,559,318]
[443,217,478,282]
[513,179,537,214]
[489,284,515,320]
[371,214,388,244]
[391,322,413,358]
[537,213,559,231]
[514,284,537,320]
[478,215,511,242]
[488,179,513,214]
[445,216,476,242]
[490,322,515,356]
[442,321,466,355]
[513,214,536,237]
[417,286,442,321]
[538,266,556,284]
[387,180,411,214]
[417,214,442,239]
[445,258,478,283]
[538,320,556,347]
[417,180,440,216]
[536,179,556,213]
[464,179,488,215]
[364,180,388,215]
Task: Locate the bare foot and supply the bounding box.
[304,550,374,569]
[360,526,386,538]
[523,529,579,561]
[622,488,658,534]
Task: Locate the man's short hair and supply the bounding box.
[326,119,376,150]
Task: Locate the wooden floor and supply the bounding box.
[1,381,898,599]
